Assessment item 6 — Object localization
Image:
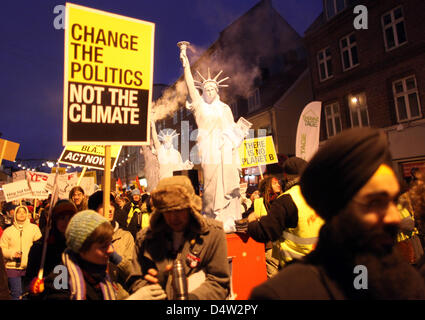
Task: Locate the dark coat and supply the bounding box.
[249,261,346,300]
[116,203,141,239]
[0,248,10,300]
[24,229,67,290]
[247,194,298,243]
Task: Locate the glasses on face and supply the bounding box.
[352,193,400,214]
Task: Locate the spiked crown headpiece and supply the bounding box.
[194,68,230,92]
[158,129,179,143]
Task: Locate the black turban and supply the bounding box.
[300,127,392,221]
[282,157,308,180]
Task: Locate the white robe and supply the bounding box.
[191,95,245,232]
[157,144,186,181]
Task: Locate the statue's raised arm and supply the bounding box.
[178,41,201,108]
[150,118,161,153]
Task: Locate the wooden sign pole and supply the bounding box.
[103,146,111,218]
[77,166,87,186]
[33,199,38,221]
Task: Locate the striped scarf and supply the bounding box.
[62,249,116,300]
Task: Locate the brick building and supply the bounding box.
[304,0,425,183]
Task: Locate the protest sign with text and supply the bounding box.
[26,172,50,200]
[63,3,155,145]
[2,180,33,202]
[239,136,278,169]
[58,145,121,170]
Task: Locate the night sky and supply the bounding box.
[0,0,322,164]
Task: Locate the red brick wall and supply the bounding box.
[305,0,425,141]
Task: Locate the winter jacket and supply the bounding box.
[116,203,141,239]
[0,218,41,270]
[24,230,67,286]
[250,260,346,299]
[31,250,117,300]
[108,222,135,299]
[127,218,230,300]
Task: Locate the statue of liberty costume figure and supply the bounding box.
[179,41,251,232]
[151,119,193,181]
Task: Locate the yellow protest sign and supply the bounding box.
[239,136,278,169]
[0,139,20,163]
[58,145,121,171]
[63,3,155,145]
[51,167,66,174]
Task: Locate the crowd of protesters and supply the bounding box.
[0,128,425,300]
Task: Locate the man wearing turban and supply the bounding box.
[250,128,425,299]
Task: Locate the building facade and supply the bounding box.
[304,0,425,183]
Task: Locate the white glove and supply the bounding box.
[126,284,167,300]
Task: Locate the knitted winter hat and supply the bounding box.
[132,189,141,196]
[300,127,392,221]
[65,210,108,253]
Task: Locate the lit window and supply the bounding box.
[393,76,422,122]
[317,47,333,82]
[348,93,369,128]
[382,6,407,51]
[340,33,359,71]
[324,102,342,138]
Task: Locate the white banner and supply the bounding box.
[46,173,95,199]
[295,101,322,162]
[26,172,51,200]
[2,180,33,202]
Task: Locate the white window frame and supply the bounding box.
[393,76,422,123]
[317,47,333,82]
[248,88,261,113]
[324,102,342,138]
[340,33,359,72]
[348,93,370,128]
[325,0,347,20]
[381,6,408,52]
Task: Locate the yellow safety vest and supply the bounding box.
[140,202,151,230]
[397,204,419,242]
[272,185,324,268]
[126,203,141,226]
[253,198,268,219]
